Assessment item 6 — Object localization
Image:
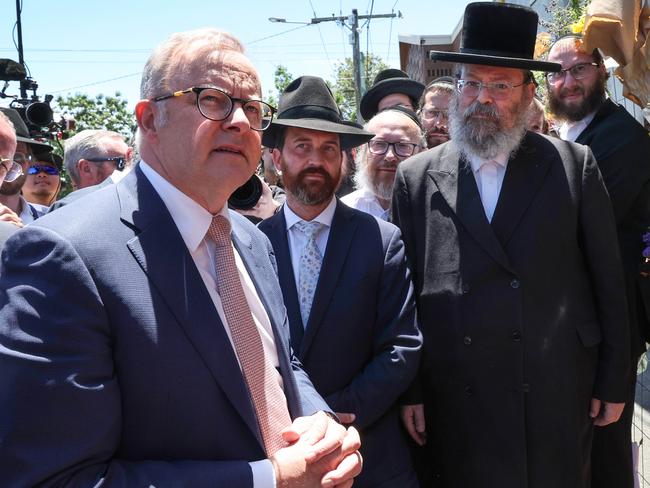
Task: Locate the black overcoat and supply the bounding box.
[391,131,630,488]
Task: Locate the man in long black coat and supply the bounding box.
[548,35,650,488]
[393,3,631,487]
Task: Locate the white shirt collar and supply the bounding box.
[284,197,337,230]
[558,110,597,142]
[139,160,229,253]
[468,153,509,173]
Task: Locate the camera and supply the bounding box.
[0,58,74,141]
[228,174,263,210]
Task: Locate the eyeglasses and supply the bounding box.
[545,62,600,84]
[456,79,530,100]
[420,108,448,121]
[152,86,275,131]
[86,156,127,171]
[367,140,419,158]
[0,154,30,182]
[28,164,60,176]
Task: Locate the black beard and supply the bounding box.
[548,74,606,122]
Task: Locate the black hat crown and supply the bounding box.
[262,76,373,150]
[429,2,561,73]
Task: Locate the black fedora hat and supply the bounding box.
[360,69,424,121]
[0,107,52,152]
[263,76,373,150]
[429,2,561,73]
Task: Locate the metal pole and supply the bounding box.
[351,9,363,122]
[15,0,27,99]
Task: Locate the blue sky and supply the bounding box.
[0,1,472,111]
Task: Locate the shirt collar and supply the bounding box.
[558,110,597,141]
[139,160,229,253]
[284,196,337,230]
[468,152,509,173]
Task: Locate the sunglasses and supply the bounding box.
[86,157,127,171]
[28,164,60,176]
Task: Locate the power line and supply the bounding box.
[49,72,142,94]
[308,0,332,70]
[247,24,311,45]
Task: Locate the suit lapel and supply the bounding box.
[490,134,552,247]
[118,167,263,448]
[428,144,512,271]
[263,209,305,350]
[300,201,357,358]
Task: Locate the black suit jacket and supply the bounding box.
[259,201,422,486]
[392,132,630,487]
[575,99,650,354]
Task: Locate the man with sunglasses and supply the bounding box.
[548,36,650,488]
[342,106,425,220]
[48,129,132,211]
[392,4,629,486]
[0,29,363,487]
[0,107,53,227]
[22,152,63,209]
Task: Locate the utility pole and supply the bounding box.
[351,10,363,121]
[15,0,27,99]
[271,9,401,121]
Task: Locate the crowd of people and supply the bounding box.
[0,2,648,487]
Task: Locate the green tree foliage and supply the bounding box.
[267,65,294,109]
[54,92,135,138]
[331,54,390,121]
[540,0,589,41]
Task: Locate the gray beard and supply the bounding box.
[449,96,528,161]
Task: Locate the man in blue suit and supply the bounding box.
[0,29,362,487]
[259,76,422,487]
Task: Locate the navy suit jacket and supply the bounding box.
[0,166,329,487]
[259,200,422,486]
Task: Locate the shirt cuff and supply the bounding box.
[250,459,276,488]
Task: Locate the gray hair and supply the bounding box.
[63,130,126,185]
[140,28,246,100]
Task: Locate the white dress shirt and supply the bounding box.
[468,153,509,223]
[140,161,277,488]
[283,197,337,288]
[340,188,390,220]
[558,111,597,142]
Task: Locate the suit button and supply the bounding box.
[464,386,473,396]
[462,283,470,294]
[510,279,520,289]
[512,330,521,341]
[463,336,472,345]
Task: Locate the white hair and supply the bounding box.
[63,130,126,185]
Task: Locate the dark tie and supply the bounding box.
[207,215,292,455]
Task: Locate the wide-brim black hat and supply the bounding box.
[429,2,561,73]
[263,76,373,150]
[360,69,424,121]
[0,107,53,152]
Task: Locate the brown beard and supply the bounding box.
[280,158,341,206]
[0,173,26,196]
[548,72,606,122]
